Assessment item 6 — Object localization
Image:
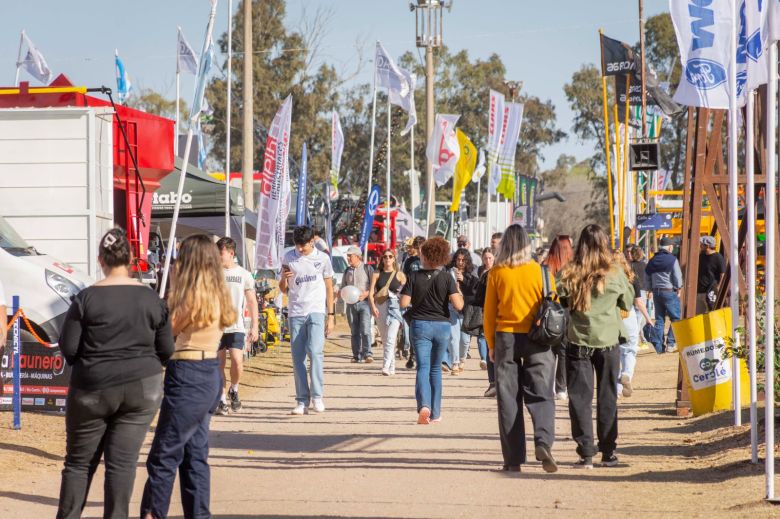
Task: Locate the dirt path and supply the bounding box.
[1,330,778,518]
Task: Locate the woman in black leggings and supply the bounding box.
[57,229,174,519]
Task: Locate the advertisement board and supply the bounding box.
[1,340,70,413]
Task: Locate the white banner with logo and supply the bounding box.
[426,114,461,187]
[255,95,293,270]
[330,111,344,199]
[670,0,735,108]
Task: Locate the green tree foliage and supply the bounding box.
[128,88,188,121]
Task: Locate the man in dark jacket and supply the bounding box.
[645,237,683,354]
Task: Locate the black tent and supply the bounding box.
[152,157,244,217]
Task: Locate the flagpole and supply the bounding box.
[175,28,181,157]
[745,89,758,464]
[613,103,622,249]
[225,0,233,237]
[727,0,741,427]
[386,94,392,245]
[765,36,778,500]
[410,125,416,227]
[160,0,218,296]
[621,74,630,249]
[365,41,379,262]
[14,31,24,86]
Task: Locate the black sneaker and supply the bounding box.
[573,456,593,469]
[484,384,497,398]
[405,358,414,369]
[601,454,619,467]
[228,388,242,412]
[534,444,558,473]
[216,402,230,416]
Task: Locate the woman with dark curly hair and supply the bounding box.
[446,248,479,373]
[400,237,464,424]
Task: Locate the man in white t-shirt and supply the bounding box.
[279,226,335,415]
[0,280,6,347]
[216,237,259,415]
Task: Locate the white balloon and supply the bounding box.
[340,285,361,305]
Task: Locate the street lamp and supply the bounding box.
[411,0,452,235]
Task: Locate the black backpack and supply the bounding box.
[528,266,567,347]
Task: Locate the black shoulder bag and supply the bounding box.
[528,266,567,347]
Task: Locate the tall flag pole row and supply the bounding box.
[224,0,233,237]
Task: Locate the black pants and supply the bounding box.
[554,343,567,393]
[57,373,163,519]
[494,332,555,466]
[566,343,620,458]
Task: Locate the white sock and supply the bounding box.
[230,383,239,393]
[220,391,228,404]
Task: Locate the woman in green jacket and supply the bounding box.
[557,224,634,469]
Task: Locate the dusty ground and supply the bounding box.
[1,324,779,518]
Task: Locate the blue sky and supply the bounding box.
[1,0,669,170]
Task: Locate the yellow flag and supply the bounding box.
[450,128,477,212]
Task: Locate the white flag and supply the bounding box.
[375,41,410,99]
[736,0,768,103]
[497,103,524,168]
[670,0,735,108]
[17,31,52,84]
[487,90,505,159]
[255,95,293,270]
[472,148,486,183]
[177,26,199,75]
[330,111,344,199]
[391,68,417,135]
[405,168,421,215]
[426,114,461,187]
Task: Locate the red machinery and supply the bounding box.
[0,75,174,262]
[365,206,398,265]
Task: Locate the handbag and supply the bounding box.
[374,271,397,306]
[403,269,440,326]
[528,265,567,347]
[462,304,483,336]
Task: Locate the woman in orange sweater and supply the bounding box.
[484,224,557,473]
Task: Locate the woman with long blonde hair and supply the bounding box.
[557,225,634,470]
[483,224,558,473]
[141,234,236,519]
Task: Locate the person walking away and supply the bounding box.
[483,224,558,473]
[401,236,426,365]
[279,226,336,414]
[141,234,236,519]
[557,224,634,469]
[542,235,574,401]
[57,229,173,519]
[343,246,374,363]
[475,248,496,396]
[400,237,463,424]
[457,234,482,273]
[645,237,683,354]
[215,237,258,415]
[696,236,725,314]
[612,250,654,398]
[369,249,406,375]
[447,248,479,373]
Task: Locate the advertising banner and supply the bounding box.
[1,340,70,412]
[359,185,381,250]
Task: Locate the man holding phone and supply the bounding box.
[279,226,335,415]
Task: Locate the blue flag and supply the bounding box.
[191,39,214,123]
[295,143,308,226]
[114,50,132,104]
[359,185,381,250]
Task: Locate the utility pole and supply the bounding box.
[639,0,647,138]
[413,1,449,235]
[242,0,254,212]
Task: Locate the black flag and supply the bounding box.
[600,34,636,76]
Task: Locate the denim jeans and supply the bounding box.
[347,300,373,360]
[652,290,681,353]
[58,374,163,519]
[494,332,556,466]
[412,319,450,420]
[377,300,402,372]
[618,307,640,393]
[289,313,326,404]
[448,307,467,366]
[141,358,221,519]
[566,344,620,458]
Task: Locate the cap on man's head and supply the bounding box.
[700,235,716,248]
[346,246,362,257]
[659,237,675,247]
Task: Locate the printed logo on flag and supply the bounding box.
[685,59,727,90]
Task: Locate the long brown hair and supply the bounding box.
[559,225,613,312]
[611,249,636,283]
[542,235,573,276]
[169,234,236,329]
[495,224,532,267]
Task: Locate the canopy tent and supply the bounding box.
[152,157,244,217]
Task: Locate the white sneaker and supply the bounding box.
[555,391,568,401]
[480,360,487,370]
[381,368,391,376]
[291,402,307,415]
[311,398,326,413]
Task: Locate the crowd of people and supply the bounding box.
[50,220,722,517]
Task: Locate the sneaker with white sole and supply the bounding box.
[311,399,326,413]
[555,391,568,401]
[601,454,619,467]
[573,456,594,469]
[291,402,307,415]
[381,368,390,376]
[620,374,633,397]
[480,360,487,370]
[215,401,230,416]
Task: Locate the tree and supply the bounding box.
[127,88,188,121]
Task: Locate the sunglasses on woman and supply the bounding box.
[383,254,394,259]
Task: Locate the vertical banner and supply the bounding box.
[450,128,477,212]
[496,102,524,199]
[296,143,308,226]
[331,111,344,200]
[12,295,21,429]
[255,95,293,270]
[487,90,506,195]
[359,184,381,250]
[426,114,461,187]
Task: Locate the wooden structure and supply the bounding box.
[675,102,779,415]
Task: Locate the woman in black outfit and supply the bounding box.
[447,248,479,373]
[57,229,174,519]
